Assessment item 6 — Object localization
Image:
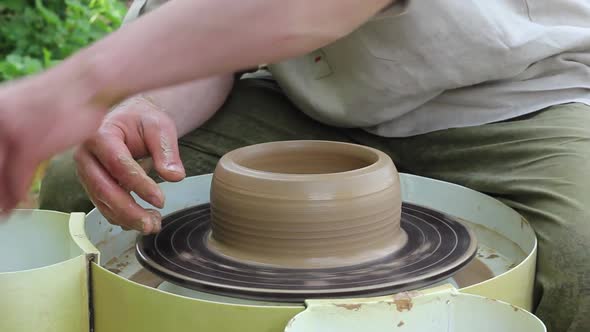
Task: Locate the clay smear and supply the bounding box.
[206,141,406,269]
[452,257,494,287]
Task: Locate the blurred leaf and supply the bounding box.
[0,0,26,11]
[0,0,125,81]
[35,0,61,25]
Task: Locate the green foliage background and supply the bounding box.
[0,0,126,82]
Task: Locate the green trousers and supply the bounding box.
[40,78,590,332]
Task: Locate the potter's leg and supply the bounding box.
[38,149,95,213]
[390,103,590,332]
[39,78,359,212]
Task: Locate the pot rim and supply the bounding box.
[216,140,394,183]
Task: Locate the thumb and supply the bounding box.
[142,114,185,182]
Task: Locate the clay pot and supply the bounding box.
[207,140,406,269]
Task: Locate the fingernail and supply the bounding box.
[166,163,185,174]
[139,216,152,234]
[151,213,162,233]
[148,194,164,209]
[143,210,162,234]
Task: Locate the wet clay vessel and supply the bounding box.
[208,140,406,269]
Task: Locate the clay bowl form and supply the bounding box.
[208,140,406,269]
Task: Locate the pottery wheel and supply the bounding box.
[136,203,477,303]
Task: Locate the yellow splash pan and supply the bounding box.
[0,173,542,331]
[0,211,96,332]
[85,173,538,331]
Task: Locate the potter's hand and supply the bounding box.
[0,74,106,212]
[74,96,185,234]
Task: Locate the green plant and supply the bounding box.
[0,0,126,81]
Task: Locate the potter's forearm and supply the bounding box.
[138,74,234,138]
[66,0,393,107]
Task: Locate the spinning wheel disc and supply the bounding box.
[136,203,477,303]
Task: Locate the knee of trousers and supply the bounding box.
[38,151,94,213]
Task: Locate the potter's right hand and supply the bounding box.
[74,96,186,234]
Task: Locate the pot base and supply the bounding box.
[135,202,477,303]
[206,225,409,269]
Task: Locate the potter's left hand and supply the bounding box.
[73,96,185,234]
[0,73,107,212]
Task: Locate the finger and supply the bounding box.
[92,196,160,234]
[137,157,154,173]
[141,115,185,182]
[3,148,38,212]
[86,135,164,209]
[146,209,162,233]
[75,148,161,234]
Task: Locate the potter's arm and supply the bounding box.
[0,0,397,212]
[110,0,236,139]
[131,75,234,138]
[50,0,396,108]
